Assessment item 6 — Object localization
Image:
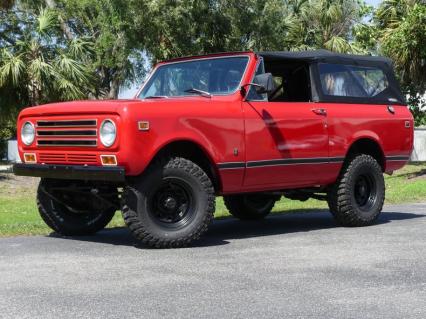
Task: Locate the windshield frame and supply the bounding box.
[136,55,251,99]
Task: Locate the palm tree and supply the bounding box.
[286,0,365,53]
[0,8,94,106]
[375,0,426,90]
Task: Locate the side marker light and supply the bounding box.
[101,155,117,166]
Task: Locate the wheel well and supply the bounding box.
[346,138,385,171]
[153,141,221,192]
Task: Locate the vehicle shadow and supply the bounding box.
[48,209,426,249]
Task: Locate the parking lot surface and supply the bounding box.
[0,203,425,319]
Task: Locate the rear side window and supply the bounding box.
[318,63,389,98]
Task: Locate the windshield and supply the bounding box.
[138,56,249,99]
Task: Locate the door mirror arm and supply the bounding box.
[241,83,267,95]
[240,73,276,97]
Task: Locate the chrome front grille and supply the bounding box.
[36,119,97,147]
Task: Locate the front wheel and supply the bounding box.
[37,179,118,236]
[121,157,215,248]
[327,154,385,226]
[224,193,278,220]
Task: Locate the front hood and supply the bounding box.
[18,97,216,118]
[19,99,141,117]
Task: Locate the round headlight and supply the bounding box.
[21,122,35,146]
[100,119,116,147]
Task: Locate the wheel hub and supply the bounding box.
[163,197,177,210]
[354,174,376,210]
[150,179,195,228]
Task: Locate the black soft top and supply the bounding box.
[258,49,392,66]
[257,50,405,105]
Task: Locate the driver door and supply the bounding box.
[242,61,332,189]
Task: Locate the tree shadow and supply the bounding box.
[387,164,426,180]
[0,174,10,181]
[400,169,426,179]
[47,209,426,249]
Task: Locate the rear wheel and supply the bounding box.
[37,179,118,236]
[224,193,278,220]
[327,154,385,226]
[121,157,215,248]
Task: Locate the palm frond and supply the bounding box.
[37,7,58,35]
[324,36,352,53]
[67,38,95,59]
[28,57,57,85]
[55,54,91,83]
[0,49,26,87]
[56,78,86,100]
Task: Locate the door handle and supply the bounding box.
[311,108,327,116]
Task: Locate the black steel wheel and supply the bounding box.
[224,193,278,220]
[149,177,196,229]
[37,179,118,236]
[354,173,377,211]
[122,157,215,248]
[328,154,385,226]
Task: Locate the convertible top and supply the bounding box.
[257,49,393,66]
[257,50,404,105]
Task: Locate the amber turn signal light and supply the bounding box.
[138,121,150,131]
[24,153,37,164]
[100,155,117,166]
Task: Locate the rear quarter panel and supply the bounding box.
[326,103,414,173]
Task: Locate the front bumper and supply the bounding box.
[13,164,125,182]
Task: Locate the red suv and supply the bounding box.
[14,50,413,248]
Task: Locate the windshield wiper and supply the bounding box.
[184,88,212,98]
[144,95,169,99]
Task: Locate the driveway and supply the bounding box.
[0,203,425,319]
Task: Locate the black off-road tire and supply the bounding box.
[327,154,385,226]
[224,194,278,220]
[121,157,215,248]
[37,179,116,236]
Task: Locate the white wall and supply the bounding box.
[7,140,21,163]
[411,129,426,162]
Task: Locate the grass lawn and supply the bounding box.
[1,164,426,237]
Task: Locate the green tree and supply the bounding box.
[48,0,146,98]
[375,0,426,91]
[131,0,233,63]
[285,0,368,53]
[0,8,94,106]
[136,0,370,64]
[375,0,426,125]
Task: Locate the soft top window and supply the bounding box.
[319,63,389,98]
[258,50,405,105]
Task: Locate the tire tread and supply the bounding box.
[122,157,215,248]
[328,154,385,226]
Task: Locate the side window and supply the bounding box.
[246,59,312,102]
[246,59,267,101]
[352,68,389,97]
[318,63,389,98]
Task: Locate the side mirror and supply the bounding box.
[252,73,275,94]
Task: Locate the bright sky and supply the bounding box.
[366,0,382,7]
[118,0,383,99]
[119,84,140,99]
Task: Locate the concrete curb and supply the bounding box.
[0,165,13,173]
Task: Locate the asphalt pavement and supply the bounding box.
[0,203,425,319]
